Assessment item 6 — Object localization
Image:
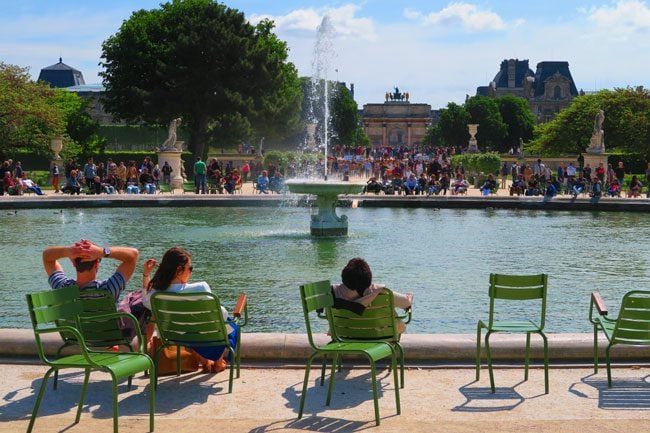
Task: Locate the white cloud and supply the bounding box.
[404,3,506,32]
[249,4,376,40]
[587,0,650,35]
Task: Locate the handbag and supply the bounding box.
[147,335,201,375]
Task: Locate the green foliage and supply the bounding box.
[529,87,650,158]
[330,83,362,146]
[52,89,104,157]
[451,152,501,175]
[263,150,322,169]
[100,0,302,159]
[465,96,506,152]
[0,62,64,157]
[437,102,470,147]
[496,95,535,152]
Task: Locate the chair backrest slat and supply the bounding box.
[150,292,229,347]
[488,273,547,329]
[613,291,650,345]
[300,281,333,349]
[330,290,397,341]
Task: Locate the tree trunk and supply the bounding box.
[189,116,210,161]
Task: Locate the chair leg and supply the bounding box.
[397,343,405,389]
[111,374,119,433]
[524,332,531,381]
[391,351,401,415]
[606,345,613,388]
[593,325,599,374]
[326,354,338,406]
[320,356,327,386]
[485,332,495,393]
[541,332,549,394]
[228,350,235,393]
[75,369,91,423]
[235,329,242,379]
[27,368,54,433]
[149,360,156,433]
[298,353,317,419]
[475,323,482,381]
[369,358,381,426]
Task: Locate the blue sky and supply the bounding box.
[1,1,649,108]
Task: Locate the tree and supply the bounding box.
[100,0,302,158]
[437,102,470,148]
[464,96,506,152]
[495,95,535,152]
[528,87,650,157]
[0,62,63,157]
[52,89,104,156]
[330,83,362,146]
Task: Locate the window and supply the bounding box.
[553,86,562,99]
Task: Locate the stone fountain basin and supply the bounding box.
[286,180,365,196]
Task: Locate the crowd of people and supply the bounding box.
[3,146,650,199]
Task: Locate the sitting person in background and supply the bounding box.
[439,173,450,195]
[479,173,497,196]
[543,175,558,201]
[590,176,602,202]
[62,169,82,194]
[125,180,140,194]
[572,176,586,198]
[139,167,156,194]
[451,174,468,195]
[364,177,382,194]
[525,178,540,196]
[332,258,413,333]
[510,174,525,196]
[403,173,418,195]
[143,246,236,373]
[257,170,269,194]
[627,175,642,198]
[20,174,44,195]
[427,175,441,195]
[607,178,621,197]
[269,172,285,194]
[101,175,116,194]
[417,173,428,195]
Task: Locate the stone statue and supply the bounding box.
[593,109,605,134]
[161,118,182,150]
[587,109,605,154]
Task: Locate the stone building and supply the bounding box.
[361,88,433,148]
[476,59,579,122]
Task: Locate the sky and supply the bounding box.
[1,0,649,108]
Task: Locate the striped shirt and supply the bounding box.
[48,270,126,300]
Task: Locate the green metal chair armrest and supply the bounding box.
[232,293,249,328]
[35,326,97,366]
[589,291,609,325]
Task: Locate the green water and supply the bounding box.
[2,206,649,333]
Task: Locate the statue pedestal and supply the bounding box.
[467,138,479,153]
[157,150,185,189]
[582,152,609,174]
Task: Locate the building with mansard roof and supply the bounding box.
[37,58,85,88]
[476,59,579,122]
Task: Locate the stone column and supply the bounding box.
[407,123,412,147]
[382,123,387,147]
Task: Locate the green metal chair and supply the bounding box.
[149,291,243,392]
[158,183,173,194]
[329,289,408,388]
[475,273,549,394]
[298,280,400,426]
[26,285,154,433]
[589,290,650,387]
[53,289,135,390]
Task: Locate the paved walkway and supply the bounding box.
[2,362,650,432]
